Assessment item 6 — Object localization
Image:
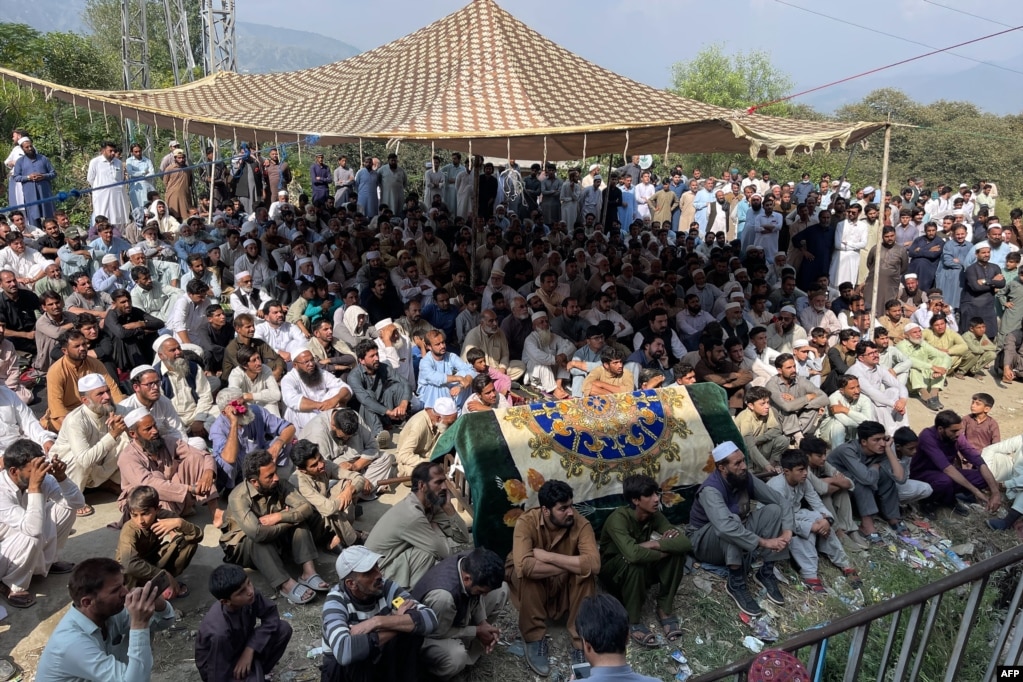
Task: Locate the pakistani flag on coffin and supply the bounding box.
[430,383,745,557]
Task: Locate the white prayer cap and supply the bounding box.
[573,247,586,256]
[124,407,151,428]
[750,193,763,200]
[725,302,742,311]
[17,137,31,147]
[130,364,155,380]
[336,545,382,579]
[243,239,257,248]
[374,318,393,331]
[168,140,180,148]
[77,373,107,393]
[974,243,990,253]
[712,441,740,463]
[904,322,922,332]
[831,180,840,187]
[730,291,745,301]
[589,163,600,172]
[960,182,969,188]
[531,310,548,321]
[365,251,381,260]
[433,397,457,417]
[491,268,505,277]
[734,268,748,276]
[779,305,797,315]
[296,257,313,267]
[187,437,208,452]
[127,246,143,257]
[723,281,741,293]
[526,292,541,302]
[181,343,203,357]
[240,223,257,235]
[235,270,251,281]
[152,334,176,354]
[904,273,918,280]
[278,190,288,197]
[601,282,615,292]
[862,185,876,195]
[101,254,119,265]
[793,339,810,349]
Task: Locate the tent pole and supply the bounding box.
[599,154,612,228]
[868,122,892,319]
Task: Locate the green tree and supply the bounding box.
[669,44,795,117]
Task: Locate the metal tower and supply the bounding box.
[202,0,237,75]
[121,0,153,154]
[163,0,198,85]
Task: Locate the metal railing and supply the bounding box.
[692,543,1023,682]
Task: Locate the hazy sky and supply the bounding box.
[237,0,1023,110]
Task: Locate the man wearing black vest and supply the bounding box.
[410,547,507,678]
[687,441,793,617]
[152,335,216,438]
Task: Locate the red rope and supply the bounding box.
[746,24,1023,114]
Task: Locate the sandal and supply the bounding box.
[801,577,826,593]
[279,582,314,605]
[299,573,330,592]
[658,615,684,643]
[864,532,885,546]
[50,561,75,574]
[629,624,660,648]
[162,582,190,600]
[843,568,863,589]
[5,590,35,609]
[76,505,95,517]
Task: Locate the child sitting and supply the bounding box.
[289,439,369,551]
[195,564,293,682]
[767,449,862,592]
[800,436,867,554]
[963,392,1000,455]
[115,485,203,599]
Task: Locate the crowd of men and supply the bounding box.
[4,134,1023,680]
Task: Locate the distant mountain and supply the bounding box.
[4,0,87,33]
[236,21,360,73]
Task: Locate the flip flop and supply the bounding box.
[658,615,684,643]
[279,582,314,605]
[629,624,660,648]
[300,573,330,592]
[50,561,75,574]
[163,582,190,600]
[76,505,95,517]
[5,590,35,609]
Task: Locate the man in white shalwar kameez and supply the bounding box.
[5,130,26,209]
[0,438,85,606]
[522,311,576,399]
[441,153,465,213]
[86,142,130,227]
[375,317,416,387]
[633,172,656,221]
[379,154,408,213]
[424,156,446,207]
[280,350,352,431]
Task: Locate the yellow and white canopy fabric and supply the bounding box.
[0,0,883,160]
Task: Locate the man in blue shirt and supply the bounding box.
[574,594,661,681]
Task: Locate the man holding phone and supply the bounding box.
[827,421,909,545]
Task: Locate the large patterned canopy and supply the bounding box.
[0,0,883,159]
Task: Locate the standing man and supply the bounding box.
[506,480,599,677]
[355,156,382,218]
[960,243,1004,340]
[332,155,355,205]
[11,137,56,228]
[687,442,792,617]
[440,152,465,215]
[309,153,332,207]
[87,141,130,230]
[379,153,408,213]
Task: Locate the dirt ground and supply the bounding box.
[3,371,1023,681]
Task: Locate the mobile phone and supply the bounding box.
[391,596,405,610]
[151,570,171,595]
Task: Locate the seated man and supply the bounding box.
[116,485,202,598]
[222,313,287,382]
[598,474,690,649]
[891,427,936,508]
[298,407,397,493]
[394,397,458,478]
[227,345,283,416]
[118,407,219,522]
[417,330,473,409]
[255,299,309,364]
[923,313,968,376]
[828,421,908,544]
[195,564,293,682]
[290,439,366,551]
[50,373,130,515]
[219,449,327,606]
[896,322,950,411]
[42,328,125,432]
[695,333,754,414]
[567,325,607,397]
[767,449,861,592]
[365,461,471,589]
[845,340,907,435]
[625,333,672,389]
[121,365,188,441]
[129,263,181,322]
[874,327,913,387]
[280,349,351,431]
[153,334,217,438]
[35,558,175,680]
[523,310,577,399]
[0,439,83,608]
[321,545,437,682]
[193,304,235,375]
[461,372,511,414]
[505,480,600,677]
[734,385,787,474]
[105,288,164,367]
[800,436,866,554]
[961,316,997,378]
[210,388,295,492]
[816,374,875,449]
[166,279,215,346]
[410,547,507,679]
[582,346,633,397]
[574,594,662,682]
[765,353,829,442]
[688,442,792,618]
[913,410,1001,516]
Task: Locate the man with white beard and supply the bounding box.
[152,335,216,438]
[49,374,131,512]
[461,309,524,389]
[523,310,577,400]
[280,350,352,431]
[395,397,459,477]
[229,271,267,322]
